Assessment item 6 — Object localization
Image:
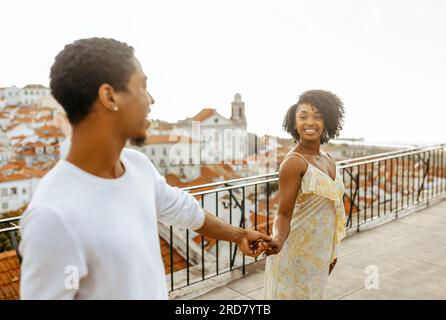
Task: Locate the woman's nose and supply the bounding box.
[147,91,155,105]
[306,117,315,125]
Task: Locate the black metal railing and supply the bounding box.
[1,143,445,293]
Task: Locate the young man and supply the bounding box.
[19,38,270,299]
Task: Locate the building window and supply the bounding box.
[2,203,7,210]
[163,148,167,156]
[214,118,219,123]
[11,187,17,195]
[239,108,242,117]
[1,188,7,197]
[23,188,27,194]
[24,91,28,95]
[151,149,155,156]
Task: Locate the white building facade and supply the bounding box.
[0,84,51,108]
[177,93,248,165]
[139,135,201,180]
[0,177,40,215]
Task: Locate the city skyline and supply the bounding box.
[1,0,445,145]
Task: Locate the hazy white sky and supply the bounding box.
[1,0,445,145]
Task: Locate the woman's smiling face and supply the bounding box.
[295,103,325,143]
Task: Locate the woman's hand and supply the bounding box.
[263,238,284,256]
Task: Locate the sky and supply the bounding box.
[1,0,445,146]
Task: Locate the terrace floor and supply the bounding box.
[171,198,446,300]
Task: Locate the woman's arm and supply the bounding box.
[265,156,305,256]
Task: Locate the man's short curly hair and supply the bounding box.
[50,37,135,124]
[283,89,345,144]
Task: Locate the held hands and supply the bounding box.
[238,231,285,258]
[239,230,338,274]
[238,230,271,257]
[262,238,283,257]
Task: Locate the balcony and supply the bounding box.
[1,144,445,299]
[172,199,446,300]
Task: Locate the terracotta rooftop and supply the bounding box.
[0,162,26,172]
[0,251,20,300]
[154,122,174,131]
[146,135,197,145]
[192,234,216,252]
[192,108,216,122]
[165,173,186,187]
[0,173,31,183]
[201,164,240,181]
[160,237,190,274]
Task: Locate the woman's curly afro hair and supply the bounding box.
[283,89,345,144]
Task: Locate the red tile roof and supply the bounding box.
[0,162,26,172]
[249,213,273,235]
[0,173,31,183]
[200,166,221,180]
[0,251,20,300]
[192,108,216,122]
[146,135,196,145]
[165,173,185,187]
[17,149,36,157]
[155,122,174,131]
[20,167,47,178]
[159,237,190,274]
[192,235,216,252]
[201,164,240,181]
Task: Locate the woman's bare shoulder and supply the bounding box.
[279,153,308,178]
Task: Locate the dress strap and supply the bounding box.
[324,151,337,166]
[284,152,309,165]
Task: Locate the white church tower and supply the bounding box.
[230,93,246,125]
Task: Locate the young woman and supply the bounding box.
[264,89,346,300]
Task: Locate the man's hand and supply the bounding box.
[238,230,271,257]
[263,238,283,257]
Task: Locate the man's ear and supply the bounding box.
[97,84,119,112]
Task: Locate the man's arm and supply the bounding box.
[194,211,271,257]
[149,160,270,256]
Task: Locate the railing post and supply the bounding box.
[169,226,174,291]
